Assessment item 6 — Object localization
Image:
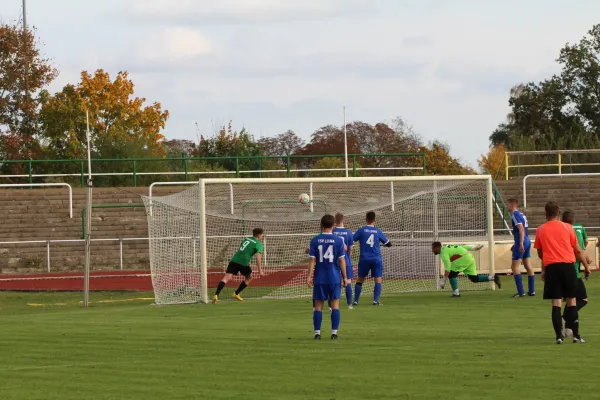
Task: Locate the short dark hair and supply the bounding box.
[321,214,335,229]
[545,201,560,218]
[366,211,376,222]
[507,198,518,205]
[561,210,574,225]
[334,212,344,224]
[432,241,442,248]
[252,228,264,237]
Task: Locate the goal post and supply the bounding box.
[143,175,496,305]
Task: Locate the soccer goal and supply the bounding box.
[142,176,495,305]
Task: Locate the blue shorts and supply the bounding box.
[358,259,383,279]
[313,284,341,301]
[512,240,531,261]
[346,264,354,280]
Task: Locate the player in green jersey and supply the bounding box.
[432,242,502,297]
[561,211,591,337]
[212,228,264,304]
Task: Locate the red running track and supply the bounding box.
[0,267,308,291]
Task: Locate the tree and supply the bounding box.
[298,119,424,173]
[489,123,512,148]
[420,141,474,175]
[558,24,600,133]
[351,121,423,172]
[310,157,346,177]
[258,130,304,170]
[0,23,58,161]
[164,139,196,158]
[40,69,169,161]
[258,130,304,157]
[309,157,362,177]
[509,77,586,143]
[496,24,600,151]
[298,125,360,156]
[478,144,507,178]
[195,121,261,172]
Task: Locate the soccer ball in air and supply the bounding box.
[298,193,310,204]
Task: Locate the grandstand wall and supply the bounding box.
[495,177,600,235]
[0,177,597,279]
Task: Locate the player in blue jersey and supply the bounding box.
[332,212,355,309]
[307,214,347,340]
[507,198,535,297]
[352,211,391,306]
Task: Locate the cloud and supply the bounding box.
[138,27,213,63]
[116,47,426,82]
[401,36,435,47]
[124,0,373,24]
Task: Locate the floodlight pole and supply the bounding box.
[83,110,93,307]
[343,106,348,177]
[22,0,27,30]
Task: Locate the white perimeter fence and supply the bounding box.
[0,231,596,278]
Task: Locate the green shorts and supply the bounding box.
[574,261,582,279]
[450,254,477,276]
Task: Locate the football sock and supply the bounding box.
[345,284,352,305]
[374,283,382,303]
[477,275,491,282]
[215,281,226,296]
[354,282,363,303]
[331,309,340,331]
[453,289,460,296]
[552,306,563,339]
[527,275,535,294]
[235,281,247,295]
[514,274,525,295]
[577,299,588,311]
[565,305,580,338]
[449,277,459,291]
[313,310,323,332]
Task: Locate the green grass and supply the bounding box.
[1,276,599,400]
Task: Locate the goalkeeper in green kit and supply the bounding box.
[432,242,502,297]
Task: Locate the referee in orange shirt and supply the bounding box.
[534,201,590,344]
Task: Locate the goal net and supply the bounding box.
[142,176,495,305]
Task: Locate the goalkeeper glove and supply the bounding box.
[439,276,447,289]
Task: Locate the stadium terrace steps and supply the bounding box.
[495,177,600,235]
[0,178,598,274]
[0,186,180,274]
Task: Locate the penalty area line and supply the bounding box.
[27,297,154,307]
[78,297,155,304]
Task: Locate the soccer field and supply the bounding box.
[1,276,598,400]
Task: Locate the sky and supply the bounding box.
[1,0,600,167]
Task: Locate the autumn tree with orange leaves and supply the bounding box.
[0,22,58,164]
[40,69,169,161]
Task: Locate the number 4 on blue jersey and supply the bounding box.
[353,226,390,261]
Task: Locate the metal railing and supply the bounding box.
[0,183,73,218]
[0,228,518,275]
[523,173,600,208]
[485,169,511,233]
[504,149,600,180]
[0,153,427,187]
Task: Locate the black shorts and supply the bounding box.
[226,261,252,278]
[543,263,578,300]
[576,278,588,300]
